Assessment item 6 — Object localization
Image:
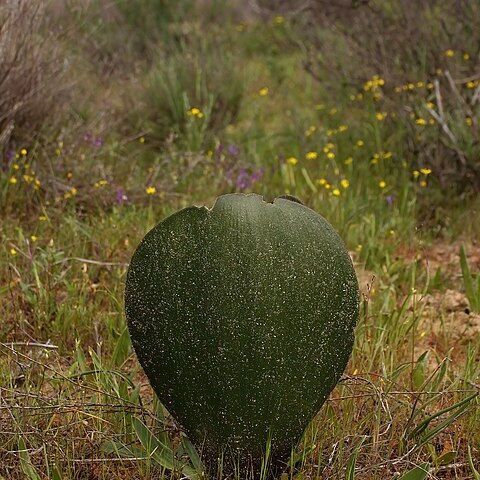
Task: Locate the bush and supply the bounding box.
[288,0,480,194]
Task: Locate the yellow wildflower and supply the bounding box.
[420,168,432,175]
[427,83,434,90]
[416,81,424,88]
[286,157,298,166]
[356,244,363,252]
[188,107,204,118]
[274,15,285,24]
[9,177,17,184]
[332,188,341,197]
[356,140,364,147]
[94,180,108,188]
[378,180,387,189]
[444,49,454,57]
[327,152,335,159]
[39,215,47,222]
[258,87,269,96]
[466,117,473,127]
[146,186,156,195]
[31,235,38,243]
[376,112,387,121]
[420,180,427,187]
[10,248,17,256]
[463,53,470,60]
[20,148,27,156]
[306,151,318,160]
[415,118,427,125]
[344,157,353,165]
[338,125,348,132]
[341,179,350,189]
[317,178,327,186]
[412,170,420,178]
[13,164,19,170]
[139,136,145,143]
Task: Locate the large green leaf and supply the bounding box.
[125,194,359,468]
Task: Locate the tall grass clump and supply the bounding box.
[0,0,64,150]
[138,39,246,149]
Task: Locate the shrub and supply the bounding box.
[288,0,480,194]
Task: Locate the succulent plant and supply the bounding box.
[125,193,359,473]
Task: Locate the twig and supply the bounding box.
[54,257,129,267]
[434,78,445,120]
[472,84,480,106]
[424,105,467,166]
[2,342,58,349]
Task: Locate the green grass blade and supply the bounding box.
[345,436,366,480]
[111,326,131,368]
[18,437,42,480]
[103,440,146,459]
[132,417,177,469]
[408,392,478,439]
[397,462,430,480]
[460,245,479,311]
[468,446,480,480]
[412,394,478,449]
[180,432,204,474]
[301,167,317,193]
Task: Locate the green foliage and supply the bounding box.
[396,463,430,480]
[125,194,359,473]
[460,245,480,312]
[139,39,245,148]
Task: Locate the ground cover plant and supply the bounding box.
[1,0,479,478]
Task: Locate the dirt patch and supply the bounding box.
[421,289,480,343]
[395,239,480,284]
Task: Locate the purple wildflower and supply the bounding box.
[116,188,128,203]
[227,144,240,156]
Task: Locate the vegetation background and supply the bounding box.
[1,0,479,478]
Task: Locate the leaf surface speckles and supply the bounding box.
[125,193,359,466]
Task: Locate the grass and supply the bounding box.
[1,1,479,478]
